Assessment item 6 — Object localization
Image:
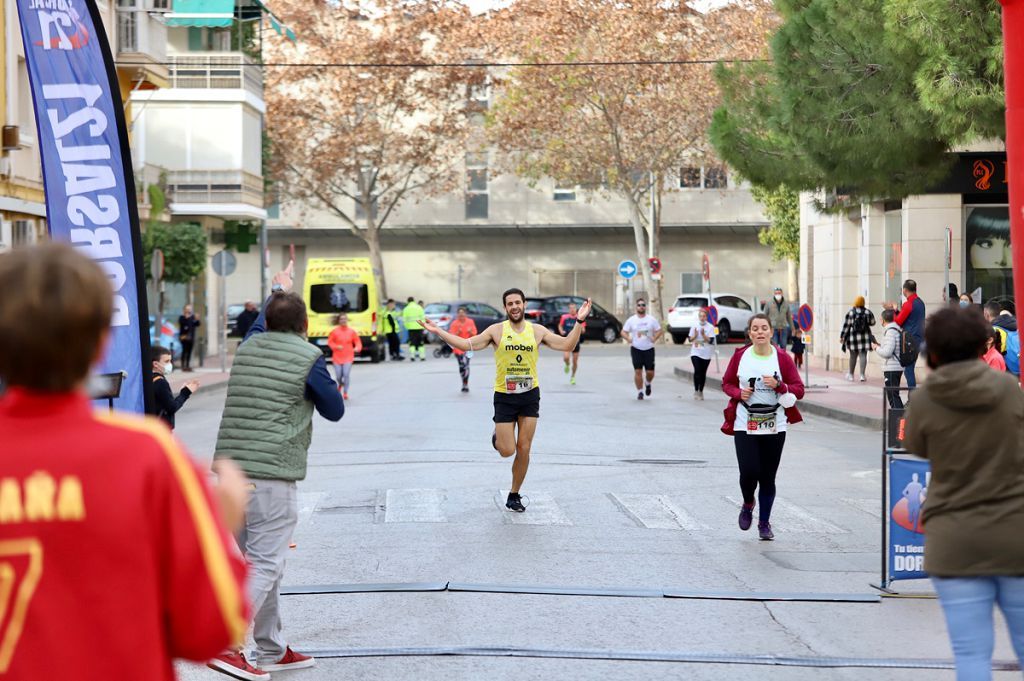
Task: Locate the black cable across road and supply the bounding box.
[113,57,767,69]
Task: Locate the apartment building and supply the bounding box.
[799,142,1010,366]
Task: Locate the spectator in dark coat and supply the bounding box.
[234,301,259,338]
[150,345,198,430]
[178,304,201,371]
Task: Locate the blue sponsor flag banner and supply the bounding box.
[888,457,930,581]
[15,0,150,413]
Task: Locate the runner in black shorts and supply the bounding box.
[621,298,664,400]
[559,302,585,385]
[420,289,591,512]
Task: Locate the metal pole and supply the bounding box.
[1002,0,1024,386]
[943,227,951,305]
[457,263,463,298]
[219,273,227,372]
[259,219,268,301]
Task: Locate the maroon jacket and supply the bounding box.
[721,345,806,435]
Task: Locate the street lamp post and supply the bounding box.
[1002,0,1024,384]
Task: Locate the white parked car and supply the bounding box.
[667,293,756,344]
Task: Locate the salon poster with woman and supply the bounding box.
[965,207,1013,303]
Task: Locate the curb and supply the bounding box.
[673,366,883,431]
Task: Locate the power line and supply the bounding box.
[114,57,766,69]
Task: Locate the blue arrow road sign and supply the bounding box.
[618,260,638,279]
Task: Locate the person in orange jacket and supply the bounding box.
[328,313,362,399]
[448,305,479,392]
[0,243,250,680]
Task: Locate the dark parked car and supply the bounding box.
[525,296,622,343]
[424,300,504,341]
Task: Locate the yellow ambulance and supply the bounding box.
[303,258,384,362]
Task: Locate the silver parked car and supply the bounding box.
[666,293,755,344]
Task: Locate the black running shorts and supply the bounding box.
[572,340,582,354]
[631,347,655,371]
[493,388,540,423]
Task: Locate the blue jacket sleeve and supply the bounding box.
[306,356,344,421]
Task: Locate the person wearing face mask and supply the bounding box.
[762,287,793,348]
[959,293,974,309]
[150,344,200,430]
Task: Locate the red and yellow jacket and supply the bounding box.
[0,388,248,680]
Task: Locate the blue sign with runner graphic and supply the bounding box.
[797,304,814,332]
[15,0,150,413]
[889,457,930,581]
[618,260,638,279]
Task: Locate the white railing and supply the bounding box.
[167,54,263,96]
[165,170,264,207]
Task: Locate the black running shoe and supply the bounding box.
[637,391,644,400]
[645,383,652,396]
[758,521,774,541]
[461,385,469,393]
[506,492,526,513]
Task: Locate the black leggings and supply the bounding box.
[180,340,194,369]
[734,432,786,523]
[456,353,470,383]
[691,356,710,392]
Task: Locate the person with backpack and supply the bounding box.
[839,296,876,382]
[984,301,1019,376]
[874,309,905,409]
[983,325,1008,372]
[889,279,926,389]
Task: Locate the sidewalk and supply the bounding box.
[170,360,233,393]
[674,350,902,430]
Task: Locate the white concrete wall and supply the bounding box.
[800,193,970,372]
[136,102,247,171]
[231,229,782,320]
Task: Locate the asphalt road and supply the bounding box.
[176,342,1020,680]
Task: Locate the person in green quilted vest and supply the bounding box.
[210,262,343,678]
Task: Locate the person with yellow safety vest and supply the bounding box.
[420,288,591,512]
[403,297,426,361]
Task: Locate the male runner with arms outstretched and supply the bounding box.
[421,289,591,512]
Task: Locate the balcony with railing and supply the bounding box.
[167,54,263,98]
[116,2,169,75]
[165,170,264,209]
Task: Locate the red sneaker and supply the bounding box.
[261,647,316,671]
[207,651,269,680]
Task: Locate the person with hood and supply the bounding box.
[840,296,876,382]
[721,313,805,541]
[874,309,904,408]
[903,307,1024,680]
[984,301,1017,351]
[762,287,793,348]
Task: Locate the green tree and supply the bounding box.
[884,0,1004,143]
[750,183,800,263]
[711,0,1003,202]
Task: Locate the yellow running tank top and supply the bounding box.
[493,320,540,394]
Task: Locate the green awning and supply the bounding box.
[253,0,297,43]
[165,0,235,27]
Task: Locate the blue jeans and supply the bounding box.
[931,576,1024,681]
[772,328,789,348]
[904,363,917,389]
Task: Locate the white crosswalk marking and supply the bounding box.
[498,491,572,525]
[609,493,708,530]
[725,496,847,533]
[384,489,448,523]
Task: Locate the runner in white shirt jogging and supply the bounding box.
[688,308,716,400]
[621,298,664,400]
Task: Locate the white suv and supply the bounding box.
[667,293,756,344]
